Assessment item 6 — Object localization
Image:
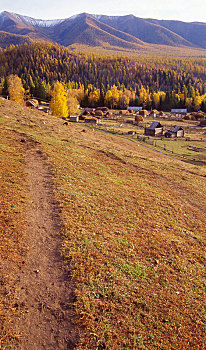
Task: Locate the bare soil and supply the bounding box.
[14,146,79,349]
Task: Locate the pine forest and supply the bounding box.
[0,41,206,111]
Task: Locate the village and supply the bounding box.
[25,99,206,165]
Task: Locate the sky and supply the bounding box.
[0,0,206,23]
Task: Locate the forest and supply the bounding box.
[0,41,206,111]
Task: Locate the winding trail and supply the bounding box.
[14,147,78,349]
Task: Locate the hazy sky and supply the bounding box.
[1,0,206,22]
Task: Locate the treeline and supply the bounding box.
[0,41,206,111]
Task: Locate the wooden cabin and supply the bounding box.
[145,122,163,136]
[165,126,184,138]
[171,109,187,116]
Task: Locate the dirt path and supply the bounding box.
[14,147,78,349]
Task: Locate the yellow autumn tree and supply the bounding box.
[8,74,25,103]
[153,93,160,108]
[105,89,113,108]
[111,85,120,108]
[50,81,68,118]
[67,93,79,116]
[139,85,148,107]
[105,85,119,108]
[193,95,202,111]
[89,88,100,107]
[119,90,131,109]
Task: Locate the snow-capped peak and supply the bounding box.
[92,14,118,21]
[10,12,65,27]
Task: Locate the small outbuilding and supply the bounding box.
[171,109,187,115]
[69,116,79,122]
[127,106,142,112]
[165,126,184,138]
[26,99,39,108]
[145,122,163,136]
[84,117,98,125]
[80,108,94,116]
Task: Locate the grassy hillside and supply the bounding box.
[0,98,205,349]
[0,31,33,48]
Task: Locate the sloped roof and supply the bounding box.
[147,121,162,129]
[169,126,184,133]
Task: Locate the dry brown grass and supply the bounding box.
[0,127,27,349]
[0,98,205,349]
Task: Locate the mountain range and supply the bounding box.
[0,11,206,51]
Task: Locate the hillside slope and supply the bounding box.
[95,14,194,47]
[0,31,33,47]
[148,18,206,49]
[0,97,205,349]
[54,13,146,49]
[1,42,206,96]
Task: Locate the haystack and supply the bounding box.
[135,115,144,122]
[95,110,103,117]
[199,119,206,126]
[119,110,130,115]
[127,108,134,113]
[139,109,149,116]
[190,112,205,120]
[96,107,109,112]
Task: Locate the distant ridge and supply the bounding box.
[0,11,206,50]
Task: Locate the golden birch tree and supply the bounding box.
[8,74,25,103]
[50,81,68,118]
[67,93,79,116]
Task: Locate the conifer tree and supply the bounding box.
[50,81,68,118]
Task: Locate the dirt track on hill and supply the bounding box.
[14,146,78,349]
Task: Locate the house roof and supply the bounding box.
[171,109,187,113]
[169,126,184,133]
[147,121,162,129]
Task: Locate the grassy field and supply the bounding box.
[70,43,206,58]
[92,115,206,165]
[0,98,206,349]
